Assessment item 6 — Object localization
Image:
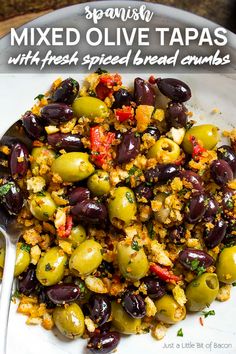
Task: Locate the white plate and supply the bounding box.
[0,2,236,354]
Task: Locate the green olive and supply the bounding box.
[155,294,186,324]
[68,225,86,248]
[0,248,5,269]
[148,138,180,163]
[31,147,56,174]
[36,247,67,286]
[14,244,31,277]
[69,239,102,276]
[29,192,57,221]
[153,192,170,223]
[108,187,137,226]
[182,124,219,154]
[111,302,141,334]
[72,97,109,119]
[51,152,95,182]
[216,246,236,284]
[117,241,149,281]
[186,273,219,312]
[87,170,111,196]
[53,303,85,339]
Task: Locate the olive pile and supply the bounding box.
[0,74,235,353]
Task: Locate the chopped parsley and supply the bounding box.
[37,191,46,197]
[177,328,183,337]
[131,240,141,251]
[189,259,206,276]
[34,94,45,101]
[201,310,215,318]
[226,199,234,209]
[232,282,236,287]
[20,244,31,253]
[0,182,14,197]
[43,212,49,218]
[11,290,20,300]
[147,222,155,239]
[71,79,78,87]
[126,191,134,203]
[45,263,52,271]
[95,68,108,75]
[135,132,140,138]
[178,188,188,196]
[88,90,96,97]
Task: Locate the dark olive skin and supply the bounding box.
[134,183,153,201]
[68,187,90,205]
[144,164,180,184]
[38,287,56,309]
[204,197,219,219]
[178,248,214,271]
[116,131,140,164]
[10,143,29,179]
[17,265,38,295]
[52,78,79,104]
[168,226,185,244]
[186,193,206,223]
[221,187,235,212]
[143,126,161,140]
[141,277,166,300]
[156,78,191,102]
[122,292,146,319]
[180,170,204,194]
[217,145,236,176]
[0,180,24,215]
[204,219,227,249]
[112,88,133,109]
[22,111,44,139]
[166,101,188,128]
[210,159,233,185]
[134,77,155,106]
[71,199,107,225]
[40,103,73,125]
[46,284,81,304]
[87,332,120,354]
[88,295,111,325]
[47,133,83,152]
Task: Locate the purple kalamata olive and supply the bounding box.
[47,133,83,152]
[217,145,236,176]
[156,78,191,102]
[180,170,204,194]
[52,77,79,104]
[97,322,112,335]
[134,77,156,106]
[46,284,81,304]
[116,131,140,164]
[98,261,115,275]
[40,103,73,125]
[88,295,111,326]
[221,187,235,212]
[144,164,180,184]
[141,276,166,300]
[178,248,214,271]
[22,111,44,139]
[122,292,146,318]
[210,159,233,185]
[166,101,188,128]
[0,180,24,215]
[68,187,90,205]
[204,219,227,249]
[71,199,107,225]
[10,143,29,179]
[112,88,133,109]
[143,126,161,140]
[38,287,56,309]
[204,197,219,219]
[168,226,185,244]
[134,183,153,202]
[17,265,37,295]
[223,220,236,245]
[186,193,206,223]
[87,332,120,354]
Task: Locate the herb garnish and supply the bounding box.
[126,191,134,203]
[189,259,206,276]
[131,240,141,251]
[45,263,52,271]
[34,94,45,101]
[0,182,14,197]
[177,328,183,337]
[20,244,31,253]
[95,68,108,75]
[201,310,215,318]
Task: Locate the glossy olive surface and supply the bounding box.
[155,294,186,324]
[53,303,85,338]
[182,124,219,154]
[72,97,109,119]
[29,192,56,221]
[111,302,141,334]
[216,246,236,284]
[108,187,137,226]
[52,77,79,104]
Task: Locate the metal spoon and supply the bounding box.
[0,120,32,354]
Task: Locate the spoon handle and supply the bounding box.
[0,232,17,354]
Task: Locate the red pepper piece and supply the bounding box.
[57,215,73,239]
[96,74,122,100]
[114,106,134,122]
[189,135,206,160]
[90,126,115,168]
[148,75,156,85]
[149,263,181,283]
